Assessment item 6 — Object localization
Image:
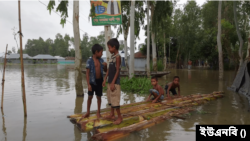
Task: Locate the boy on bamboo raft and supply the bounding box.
[102,38,123,125]
[165,76,181,99]
[82,44,107,119]
[146,76,165,103]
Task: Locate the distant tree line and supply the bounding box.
[18,31,123,61]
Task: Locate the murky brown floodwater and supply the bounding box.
[0,65,249,141]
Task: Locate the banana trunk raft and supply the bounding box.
[67,91,224,141]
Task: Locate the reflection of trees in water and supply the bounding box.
[74,96,84,141]
[1,109,7,141]
[22,117,27,141]
[122,91,136,105]
[23,65,71,92]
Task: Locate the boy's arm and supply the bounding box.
[103,68,109,87]
[178,85,180,97]
[86,69,92,91]
[146,94,152,101]
[167,83,172,99]
[110,55,121,91]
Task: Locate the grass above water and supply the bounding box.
[104,77,152,94]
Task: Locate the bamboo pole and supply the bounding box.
[1,108,7,141]
[18,0,27,117]
[1,44,8,109]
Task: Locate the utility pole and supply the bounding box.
[104,25,111,67]
[129,0,135,79]
[18,0,27,117]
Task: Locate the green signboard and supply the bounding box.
[90,0,122,26]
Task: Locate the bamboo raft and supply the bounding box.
[67,91,224,141]
[82,70,171,77]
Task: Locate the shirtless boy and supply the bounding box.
[82,44,107,119]
[165,76,180,99]
[146,76,165,103]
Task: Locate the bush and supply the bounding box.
[150,60,164,71]
[103,77,152,94]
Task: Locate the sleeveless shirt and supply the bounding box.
[108,53,121,85]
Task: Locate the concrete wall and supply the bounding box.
[127,57,146,70]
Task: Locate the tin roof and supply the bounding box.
[6,53,31,59]
[134,51,146,58]
[32,54,56,59]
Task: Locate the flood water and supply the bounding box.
[0,65,250,141]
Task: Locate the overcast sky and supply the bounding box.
[0,0,206,55]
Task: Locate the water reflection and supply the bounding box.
[188,70,191,80]
[1,109,7,141]
[74,96,84,141]
[22,117,27,141]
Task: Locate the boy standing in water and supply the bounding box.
[165,76,181,99]
[103,38,123,125]
[82,44,107,119]
[146,76,165,103]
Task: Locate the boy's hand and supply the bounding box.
[102,80,106,87]
[152,99,157,103]
[103,62,107,72]
[110,83,115,91]
[88,84,92,92]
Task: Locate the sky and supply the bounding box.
[0,0,206,55]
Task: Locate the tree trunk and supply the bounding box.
[247,33,250,58]
[1,45,7,109]
[18,0,27,117]
[150,4,157,71]
[124,32,129,72]
[146,1,150,77]
[246,14,250,58]
[233,1,243,66]
[175,44,180,69]
[163,34,166,71]
[217,1,223,80]
[129,0,135,79]
[73,1,84,96]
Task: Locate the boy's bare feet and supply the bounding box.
[80,112,90,120]
[113,117,123,125]
[103,114,115,120]
[96,112,102,119]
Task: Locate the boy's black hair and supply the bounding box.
[173,76,180,80]
[151,76,158,81]
[107,38,119,50]
[92,44,103,54]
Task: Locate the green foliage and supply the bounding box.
[103,77,152,94]
[24,34,71,57]
[47,0,69,27]
[150,60,164,71]
[120,77,152,94]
